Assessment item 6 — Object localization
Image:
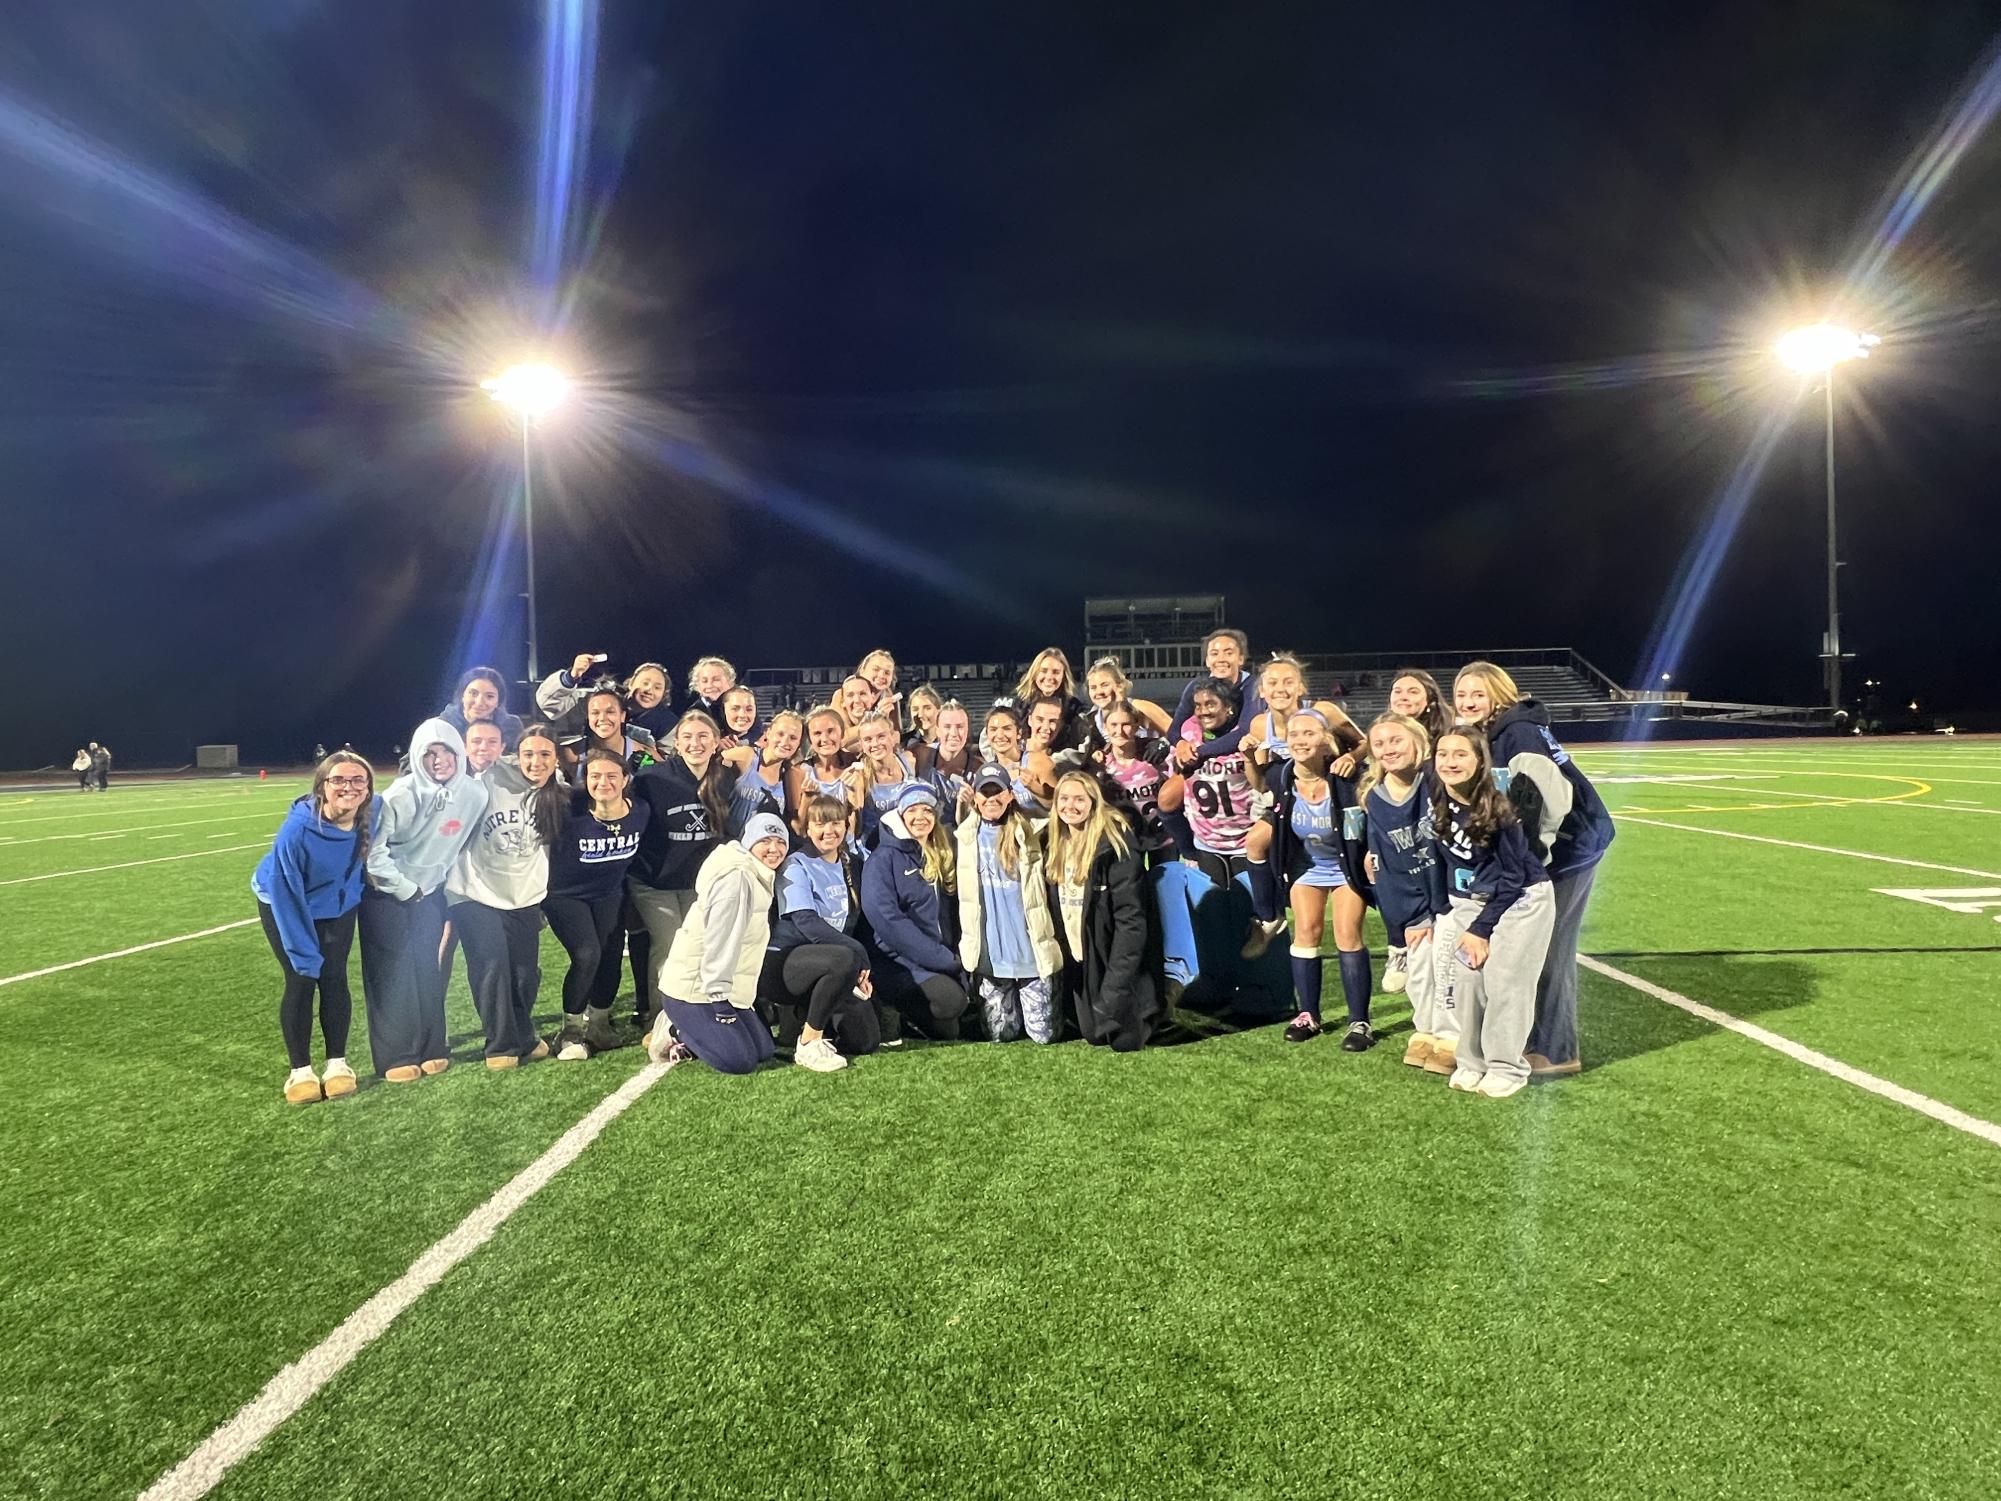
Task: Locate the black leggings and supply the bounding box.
[259,901,356,1069]
[758,945,881,1054]
[876,970,969,1042]
[542,890,625,1014]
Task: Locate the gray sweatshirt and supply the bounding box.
[366,717,490,900]
[447,759,552,910]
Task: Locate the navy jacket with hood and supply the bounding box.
[252,793,382,976]
[1486,699,1614,878]
[861,811,960,984]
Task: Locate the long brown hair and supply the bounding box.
[670,709,733,829]
[1430,726,1517,847]
[1391,667,1453,741]
[516,723,567,848]
[311,751,376,867]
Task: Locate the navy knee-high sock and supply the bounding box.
[1338,948,1373,1024]
[1289,947,1323,1020]
[1249,860,1281,923]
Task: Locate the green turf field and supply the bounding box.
[4,741,1999,1501]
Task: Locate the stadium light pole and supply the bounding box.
[481,362,571,684]
[1775,323,1876,716]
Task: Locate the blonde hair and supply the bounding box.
[858,648,898,680]
[976,792,1037,881]
[1085,656,1132,694]
[1357,711,1433,799]
[1454,660,1521,722]
[1044,771,1132,884]
[910,804,956,890]
[1014,646,1077,702]
[906,683,943,723]
[687,656,737,694]
[761,709,805,760]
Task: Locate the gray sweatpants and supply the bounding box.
[1401,923,1444,1042]
[1432,885,1556,1086]
[1527,862,1599,1067]
[627,883,696,1015]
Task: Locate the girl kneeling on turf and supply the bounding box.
[956,763,1062,1043]
[448,725,565,1069]
[861,784,971,1041]
[647,813,791,1074]
[1427,727,1555,1100]
[1046,772,1160,1051]
[1359,713,1450,1073]
[253,751,378,1104]
[763,793,881,1069]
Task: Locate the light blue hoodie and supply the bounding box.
[366,717,489,901]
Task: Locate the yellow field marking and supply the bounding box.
[1611,773,1931,815]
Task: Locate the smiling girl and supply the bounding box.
[1359,713,1450,1071]
[1045,771,1159,1051]
[545,747,651,1061]
[1427,725,1555,1099]
[448,724,565,1068]
[253,751,379,1104]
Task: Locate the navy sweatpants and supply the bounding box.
[358,886,449,1074]
[662,995,776,1076]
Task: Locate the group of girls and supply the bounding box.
[251,641,1611,1104]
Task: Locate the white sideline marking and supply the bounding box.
[1580,955,2001,1150]
[0,920,259,987]
[1617,815,2001,880]
[137,1060,671,1501]
[0,813,273,846]
[0,844,263,886]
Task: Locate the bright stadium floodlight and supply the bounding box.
[481,361,571,417]
[1775,324,1877,717]
[481,362,572,681]
[1774,323,1877,374]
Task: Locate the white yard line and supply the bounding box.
[0,844,264,887]
[0,797,288,828]
[0,813,274,847]
[1615,815,2001,880]
[0,920,260,988]
[1580,956,2001,1150]
[136,1060,671,1501]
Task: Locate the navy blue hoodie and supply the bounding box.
[1364,779,1449,936]
[252,794,380,976]
[630,755,734,891]
[1486,700,1615,878]
[1433,795,1549,940]
[861,811,960,983]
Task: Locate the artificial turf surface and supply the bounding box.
[2,741,1998,1501]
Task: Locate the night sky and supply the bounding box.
[4,1,1999,767]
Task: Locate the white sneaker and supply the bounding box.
[1447,1066,1484,1093]
[794,1037,848,1073]
[1476,1072,1527,1100]
[646,1012,678,1064]
[1382,946,1409,994]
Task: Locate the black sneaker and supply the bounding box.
[1340,1020,1375,1052]
[1283,1011,1322,1043]
[583,1011,623,1054]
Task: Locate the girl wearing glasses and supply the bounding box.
[252,752,379,1104]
